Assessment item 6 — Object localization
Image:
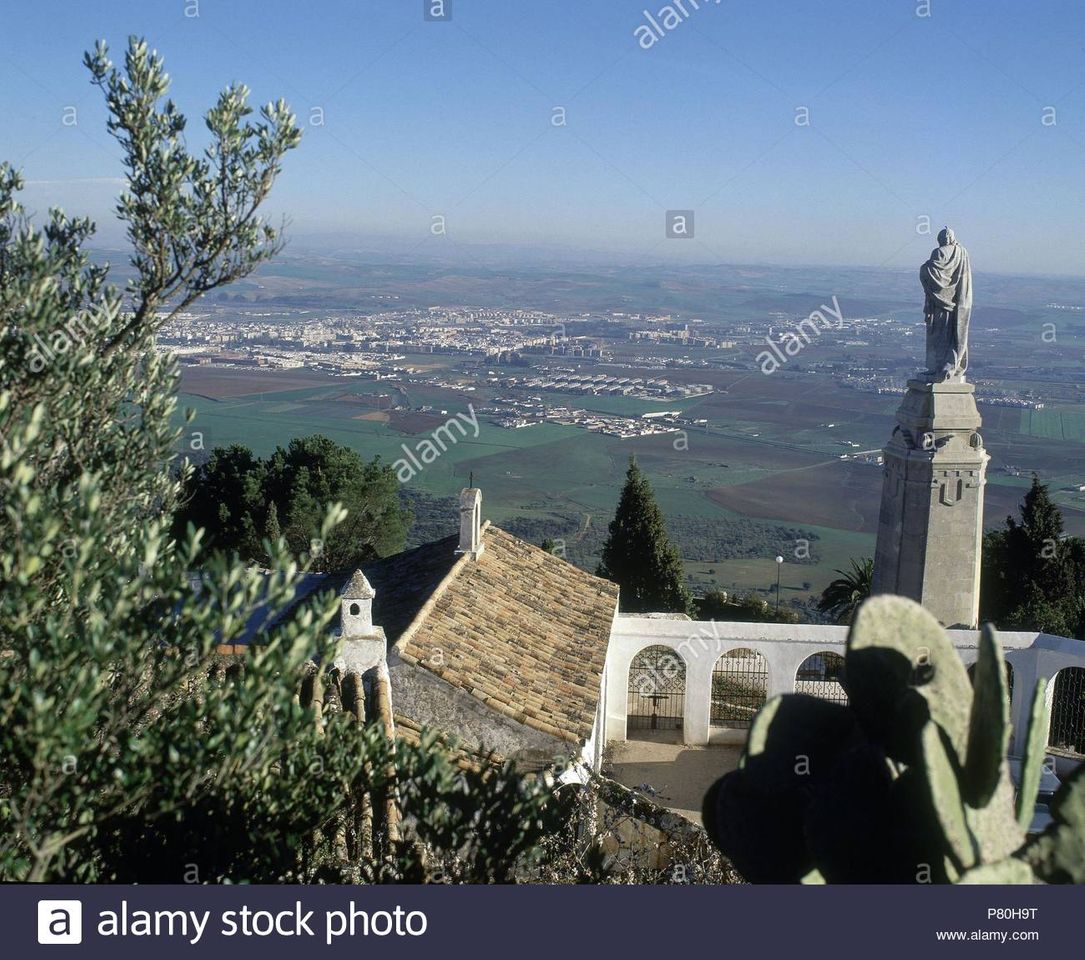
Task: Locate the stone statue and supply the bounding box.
[920,227,972,382]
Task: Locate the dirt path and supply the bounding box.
[606,737,741,824]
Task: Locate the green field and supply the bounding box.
[1021,406,1085,443]
[177,364,1085,608]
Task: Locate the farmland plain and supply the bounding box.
[177,356,1085,610]
[170,253,1085,611]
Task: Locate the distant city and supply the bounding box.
[159,298,1050,456]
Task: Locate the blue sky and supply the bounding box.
[1,0,1083,275]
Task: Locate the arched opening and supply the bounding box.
[795,651,847,705]
[966,660,1015,705]
[627,645,686,740]
[711,648,768,730]
[1048,667,1085,757]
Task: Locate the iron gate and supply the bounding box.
[711,648,768,729]
[795,651,848,705]
[1049,667,1085,756]
[628,645,685,732]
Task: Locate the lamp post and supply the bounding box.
[774,555,784,616]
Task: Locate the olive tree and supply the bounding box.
[0,38,557,883]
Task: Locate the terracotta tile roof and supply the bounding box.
[380,524,619,746]
[238,522,618,747]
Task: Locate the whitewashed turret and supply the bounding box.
[337,570,386,673]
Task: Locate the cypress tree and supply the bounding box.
[981,475,1084,635]
[597,457,692,615]
[264,500,281,545]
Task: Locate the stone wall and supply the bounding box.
[388,651,571,765]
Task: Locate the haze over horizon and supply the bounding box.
[3,0,1084,276]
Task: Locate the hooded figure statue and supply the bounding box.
[920,227,972,382]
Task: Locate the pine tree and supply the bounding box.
[174,435,411,570]
[264,435,410,568]
[597,457,692,614]
[173,444,267,559]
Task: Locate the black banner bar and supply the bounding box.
[8,884,1069,957]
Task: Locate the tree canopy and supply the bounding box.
[175,435,411,570]
[817,557,873,626]
[597,457,692,615]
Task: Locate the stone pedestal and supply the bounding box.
[871,379,988,628]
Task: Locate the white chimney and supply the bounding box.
[337,570,386,674]
[456,487,484,560]
[341,570,377,638]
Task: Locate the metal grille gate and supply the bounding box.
[711,648,768,729]
[795,652,848,705]
[628,645,685,732]
[1049,667,1085,756]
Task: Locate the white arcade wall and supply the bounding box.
[605,614,1085,765]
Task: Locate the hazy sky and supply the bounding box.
[2,0,1083,275]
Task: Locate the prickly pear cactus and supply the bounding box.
[1025,764,1085,882]
[702,595,1083,883]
